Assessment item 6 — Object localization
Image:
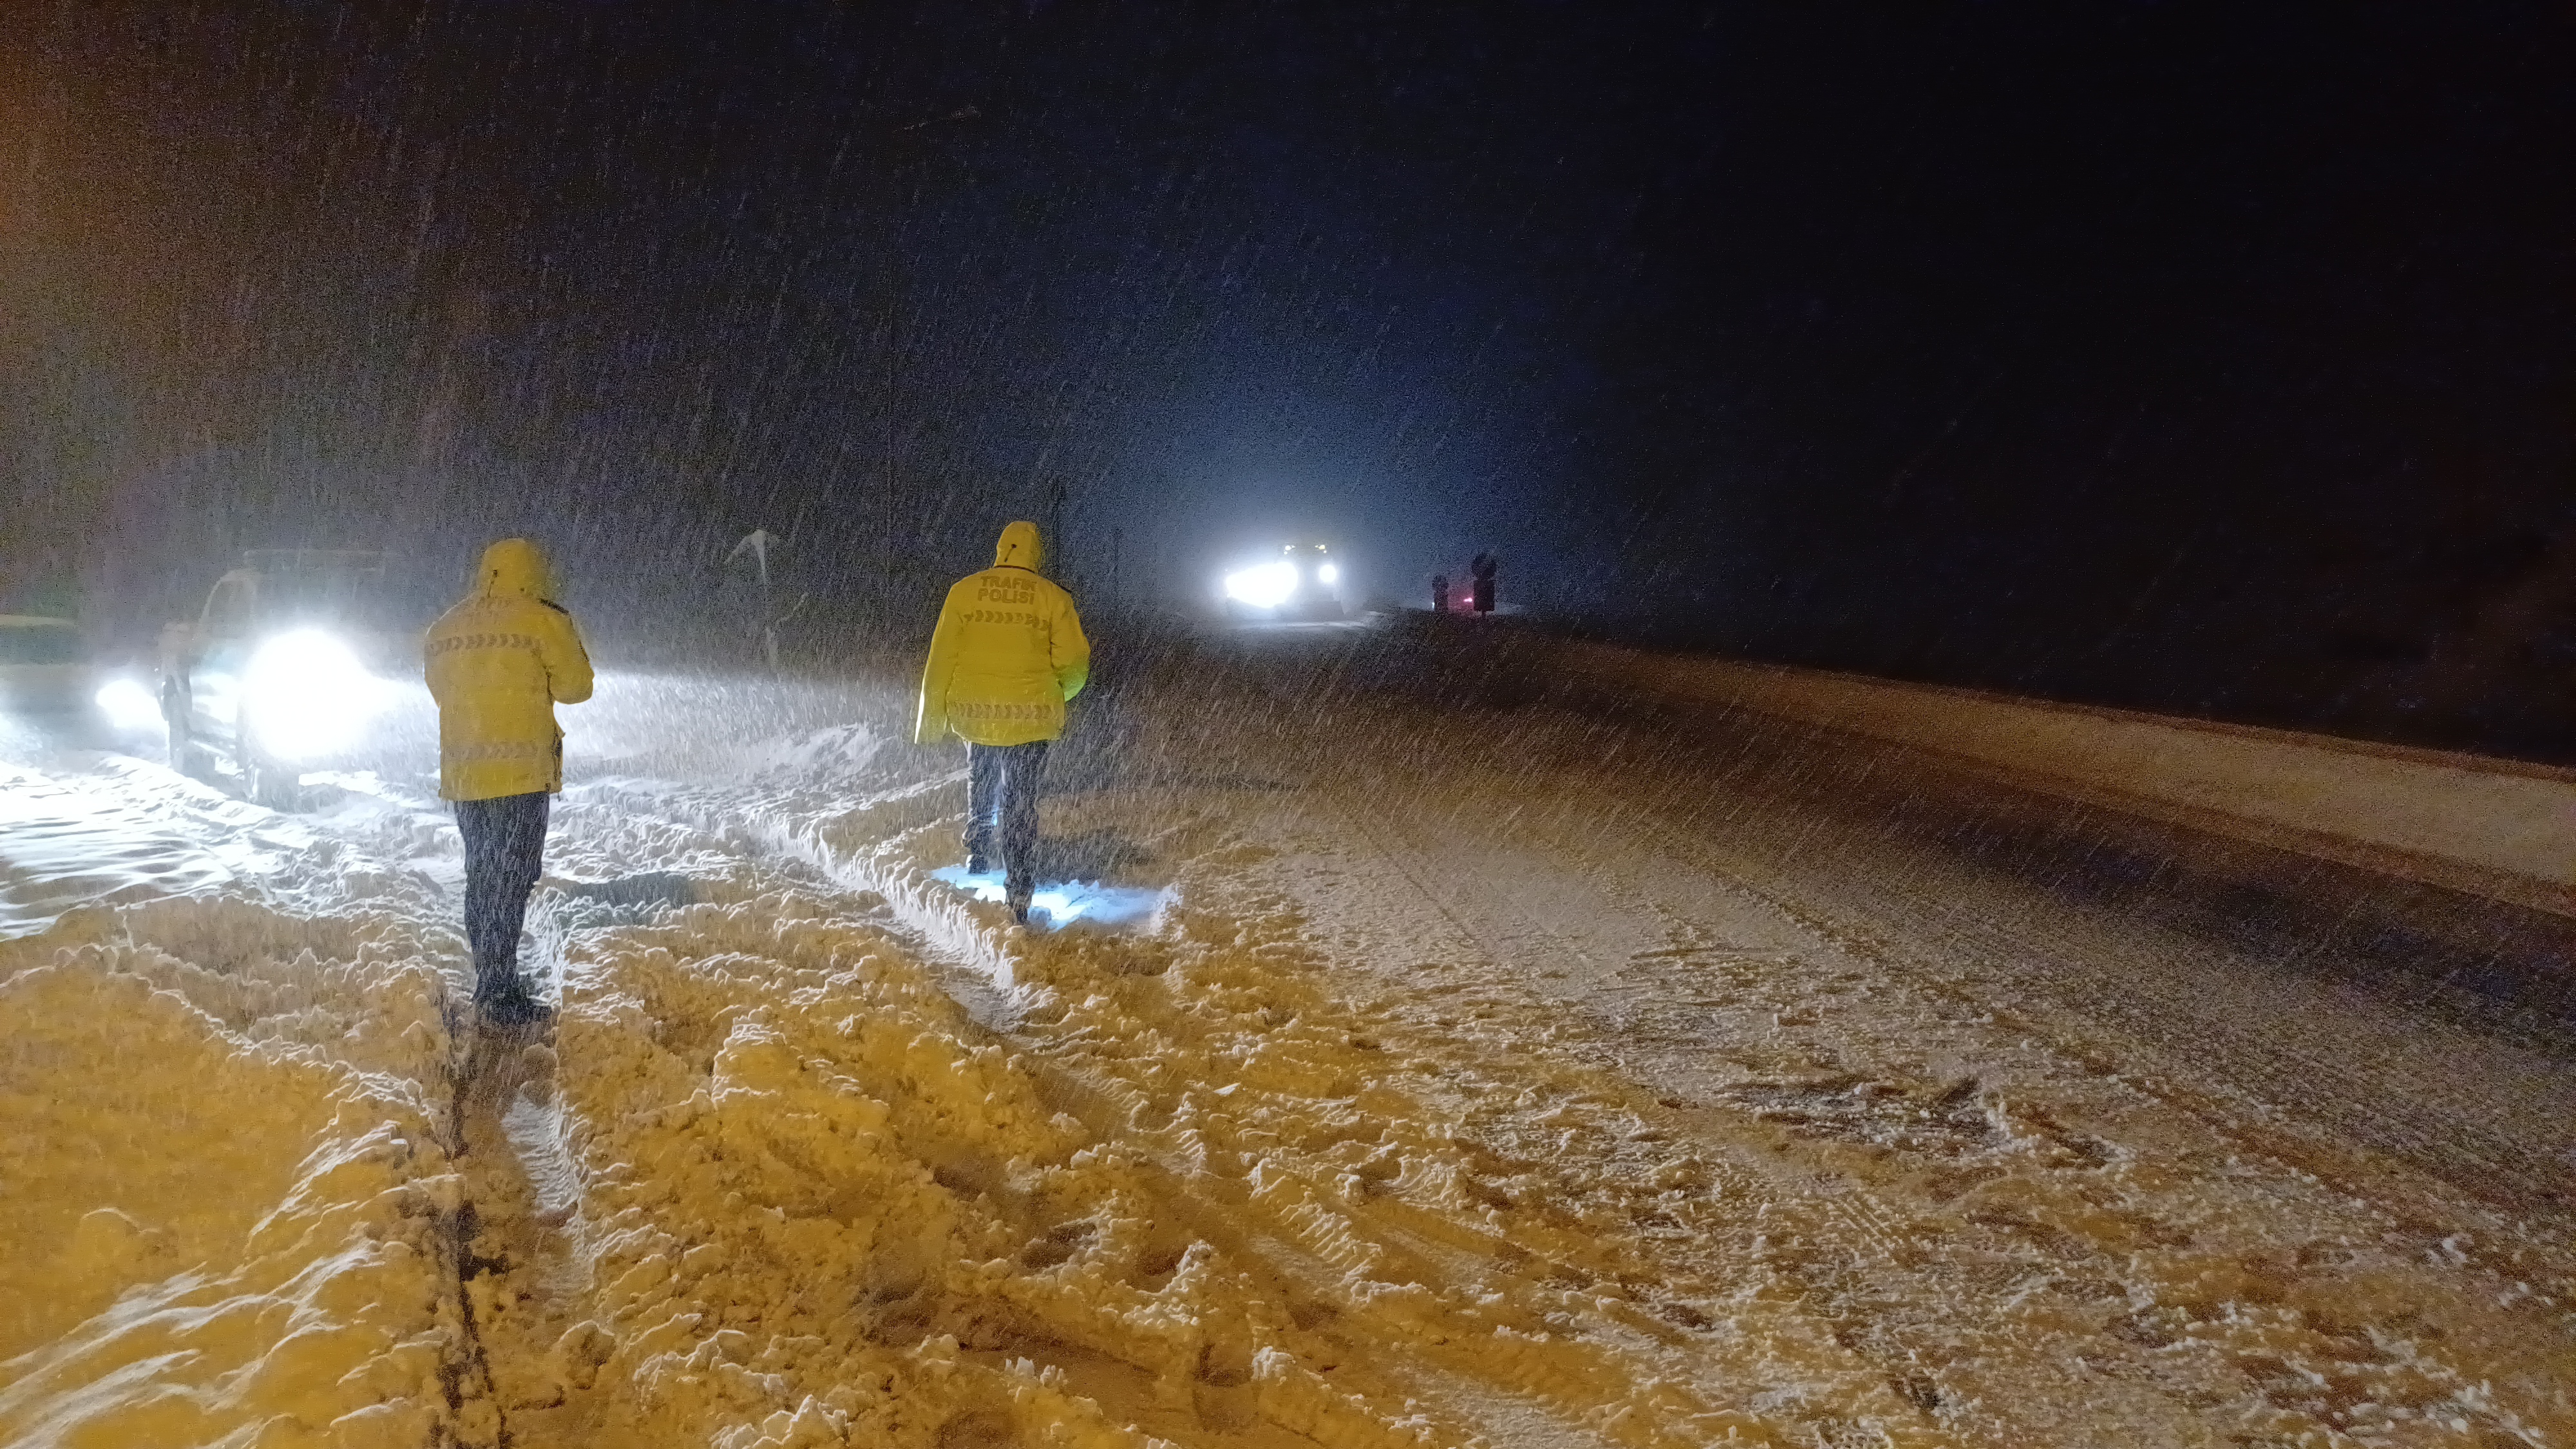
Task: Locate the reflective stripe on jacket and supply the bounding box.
[915,521,1089,747]
[426,538,594,800]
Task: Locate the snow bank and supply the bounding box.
[0,898,459,1448]
[1549,638,2576,914]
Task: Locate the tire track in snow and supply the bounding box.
[453,784,1484,1446]
[1661,705,2576,1206]
[1605,788,2576,1444]
[1182,634,2575,1444]
[1319,791,1942,1374]
[1320,662,2575,1215]
[1608,745,2576,1224]
[565,749,1960,1446]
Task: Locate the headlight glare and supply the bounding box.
[243,629,382,760]
[95,677,164,732]
[1222,561,1300,609]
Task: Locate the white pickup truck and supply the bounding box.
[160,549,415,807]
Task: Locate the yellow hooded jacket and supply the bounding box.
[424,539,595,800]
[915,521,1090,746]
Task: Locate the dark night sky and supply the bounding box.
[5,3,2573,747]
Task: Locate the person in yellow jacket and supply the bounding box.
[916,520,1089,922]
[424,538,594,1023]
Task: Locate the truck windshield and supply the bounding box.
[205,579,255,638]
[245,557,412,634]
[258,571,378,625]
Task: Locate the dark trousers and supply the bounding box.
[456,791,551,999]
[966,741,1049,896]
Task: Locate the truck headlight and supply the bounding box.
[1222,562,1300,609]
[243,629,383,759]
[94,677,164,732]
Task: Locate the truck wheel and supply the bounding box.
[163,688,194,772]
[242,744,298,811]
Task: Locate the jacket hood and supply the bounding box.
[992,520,1044,571]
[477,538,553,601]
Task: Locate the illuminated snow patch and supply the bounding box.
[929,864,1171,929]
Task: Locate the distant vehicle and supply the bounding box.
[0,615,100,718]
[1221,540,1346,621]
[160,549,411,806]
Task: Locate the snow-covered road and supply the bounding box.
[3,624,2571,1447]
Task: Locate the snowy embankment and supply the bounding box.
[1544,636,2576,916]
[0,765,469,1446]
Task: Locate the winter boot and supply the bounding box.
[477,986,554,1029]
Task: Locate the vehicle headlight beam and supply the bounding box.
[94,677,164,733]
[1223,561,1300,609]
[242,629,385,760]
